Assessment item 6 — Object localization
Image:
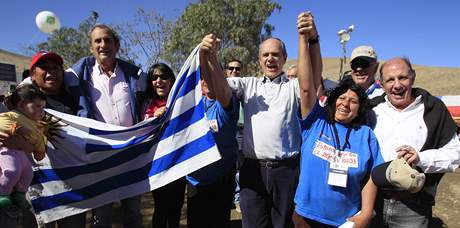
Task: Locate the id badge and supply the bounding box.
[209,119,218,132]
[328,160,348,188]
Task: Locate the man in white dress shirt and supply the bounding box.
[370,57,460,228]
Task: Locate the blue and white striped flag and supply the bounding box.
[29,45,221,224]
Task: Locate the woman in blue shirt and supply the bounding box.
[293,12,383,228]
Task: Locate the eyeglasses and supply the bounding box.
[351,59,372,71]
[228,67,241,72]
[149,74,170,81]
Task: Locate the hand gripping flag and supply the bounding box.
[29,45,221,224]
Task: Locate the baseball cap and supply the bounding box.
[30,51,63,70]
[350,45,377,63]
[371,158,426,193]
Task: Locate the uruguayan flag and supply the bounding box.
[29,45,221,224]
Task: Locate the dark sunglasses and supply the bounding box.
[149,74,170,81]
[351,59,372,70]
[228,66,241,72]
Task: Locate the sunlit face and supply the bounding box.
[226,61,242,78]
[31,60,64,95]
[151,68,173,98]
[381,59,415,111]
[90,27,119,67]
[259,38,286,78]
[334,89,360,124]
[287,67,297,79]
[350,58,378,90]
[17,98,46,121]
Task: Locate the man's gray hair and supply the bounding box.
[288,64,297,70]
[89,24,120,46]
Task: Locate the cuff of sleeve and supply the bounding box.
[417,150,431,171]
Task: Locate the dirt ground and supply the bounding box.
[104,169,460,228]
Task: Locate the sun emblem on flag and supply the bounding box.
[41,113,68,150]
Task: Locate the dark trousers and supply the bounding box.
[240,157,299,228]
[292,211,335,228]
[0,206,20,228]
[23,207,86,228]
[152,177,186,228]
[187,166,236,228]
[91,195,142,228]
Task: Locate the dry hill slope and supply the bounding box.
[286,58,460,95]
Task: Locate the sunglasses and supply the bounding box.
[149,74,170,81]
[228,66,241,72]
[351,59,372,71]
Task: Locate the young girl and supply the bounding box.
[0,84,47,208]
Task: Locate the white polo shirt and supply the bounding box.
[227,74,301,160]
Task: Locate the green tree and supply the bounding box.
[28,11,99,67]
[164,0,281,75]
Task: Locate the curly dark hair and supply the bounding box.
[145,63,176,99]
[325,78,369,128]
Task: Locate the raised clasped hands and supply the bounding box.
[297,11,317,39]
[200,33,221,56]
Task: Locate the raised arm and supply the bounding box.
[199,34,232,108]
[297,12,316,119]
[308,15,323,96]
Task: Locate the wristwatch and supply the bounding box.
[308,35,320,45]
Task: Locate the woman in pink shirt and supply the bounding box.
[143,63,185,228]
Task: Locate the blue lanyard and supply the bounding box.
[332,123,351,152]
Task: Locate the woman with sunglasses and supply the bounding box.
[292,12,383,228]
[142,63,185,228]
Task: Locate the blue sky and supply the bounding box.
[1,0,459,68]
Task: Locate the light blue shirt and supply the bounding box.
[227,74,301,160]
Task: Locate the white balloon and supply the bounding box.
[35,11,61,34]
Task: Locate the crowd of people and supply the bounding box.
[0,9,459,228]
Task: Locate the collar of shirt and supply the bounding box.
[261,73,289,84]
[384,94,423,112]
[366,81,380,94]
[94,61,120,79]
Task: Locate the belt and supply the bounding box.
[246,156,299,168]
[379,189,417,200]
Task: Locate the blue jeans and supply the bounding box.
[374,196,431,228]
[240,157,299,228]
[91,195,142,228]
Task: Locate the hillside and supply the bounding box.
[285,58,460,96]
[0,49,458,95]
